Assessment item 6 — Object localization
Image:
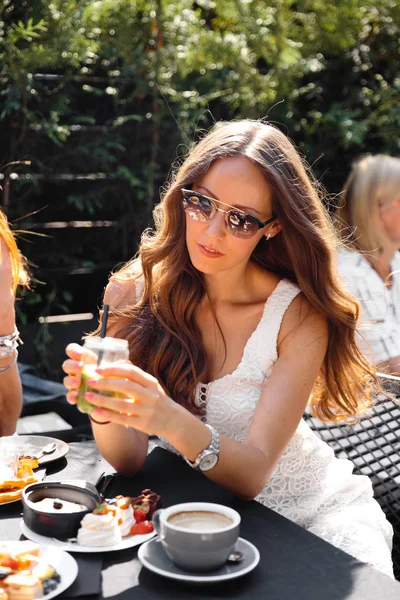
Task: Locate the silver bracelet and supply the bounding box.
[0,326,20,358]
[0,350,18,374]
[0,325,19,342]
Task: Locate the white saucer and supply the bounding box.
[138,536,260,583]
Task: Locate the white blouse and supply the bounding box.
[337,248,400,363]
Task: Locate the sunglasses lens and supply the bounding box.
[183,193,213,222]
[182,190,261,238]
[228,211,259,238]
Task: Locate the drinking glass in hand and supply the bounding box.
[77,337,129,414]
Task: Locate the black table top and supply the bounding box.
[1,441,400,600]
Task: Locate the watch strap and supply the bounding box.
[184,424,220,469]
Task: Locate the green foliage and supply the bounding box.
[1,0,400,374]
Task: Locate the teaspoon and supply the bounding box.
[35,441,57,459]
[227,550,244,563]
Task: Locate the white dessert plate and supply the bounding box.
[138,536,260,584]
[39,546,78,600]
[1,544,78,600]
[21,521,156,553]
[15,435,69,465]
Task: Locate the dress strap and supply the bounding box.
[253,279,302,372]
[264,279,301,328]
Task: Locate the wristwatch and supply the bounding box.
[184,424,220,472]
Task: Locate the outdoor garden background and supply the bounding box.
[1,0,399,379]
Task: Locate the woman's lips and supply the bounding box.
[198,244,224,258]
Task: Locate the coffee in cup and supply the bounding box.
[167,510,233,531]
[153,502,240,572]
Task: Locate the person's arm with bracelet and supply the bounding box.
[0,236,22,436]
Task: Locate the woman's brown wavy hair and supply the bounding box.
[104,119,378,422]
[0,208,28,293]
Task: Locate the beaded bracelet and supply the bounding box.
[89,414,111,426]
[0,350,18,375]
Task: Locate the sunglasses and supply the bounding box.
[181,189,276,239]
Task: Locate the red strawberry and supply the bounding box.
[130,520,154,535]
[134,509,147,523]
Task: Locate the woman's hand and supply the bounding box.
[80,363,177,437]
[62,343,96,405]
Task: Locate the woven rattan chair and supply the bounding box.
[303,396,400,580]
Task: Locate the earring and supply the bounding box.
[265,233,271,241]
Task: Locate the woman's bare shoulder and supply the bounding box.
[278,292,328,350]
[104,263,143,309]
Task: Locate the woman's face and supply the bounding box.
[185,156,280,277]
[380,197,400,249]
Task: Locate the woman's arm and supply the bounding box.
[64,343,149,475]
[86,295,328,498]
[91,279,149,473]
[63,276,149,474]
[0,239,22,436]
[166,295,328,499]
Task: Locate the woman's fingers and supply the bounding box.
[96,363,158,388]
[62,358,82,376]
[66,391,78,405]
[63,375,81,390]
[66,343,97,364]
[85,371,173,436]
[65,343,84,361]
[63,345,97,388]
[84,391,137,413]
[86,376,159,403]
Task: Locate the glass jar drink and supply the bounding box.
[77,337,130,414]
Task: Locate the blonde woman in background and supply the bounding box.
[336,155,400,375]
[0,209,28,435]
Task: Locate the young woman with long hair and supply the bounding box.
[336,154,400,375]
[0,208,28,435]
[63,120,393,576]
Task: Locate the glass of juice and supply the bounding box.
[77,337,130,414]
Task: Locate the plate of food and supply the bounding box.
[0,539,78,600]
[14,436,69,466]
[21,521,156,553]
[0,457,45,505]
[21,488,160,553]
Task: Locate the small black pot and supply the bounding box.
[22,480,101,539]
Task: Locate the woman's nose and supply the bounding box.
[205,210,226,238]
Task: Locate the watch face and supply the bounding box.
[199,453,219,472]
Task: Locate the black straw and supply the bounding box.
[97,304,109,366]
[100,304,109,338]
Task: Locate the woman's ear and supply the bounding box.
[264,220,282,239]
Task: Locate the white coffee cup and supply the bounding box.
[153,502,240,572]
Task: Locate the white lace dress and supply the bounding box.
[157,279,394,578]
